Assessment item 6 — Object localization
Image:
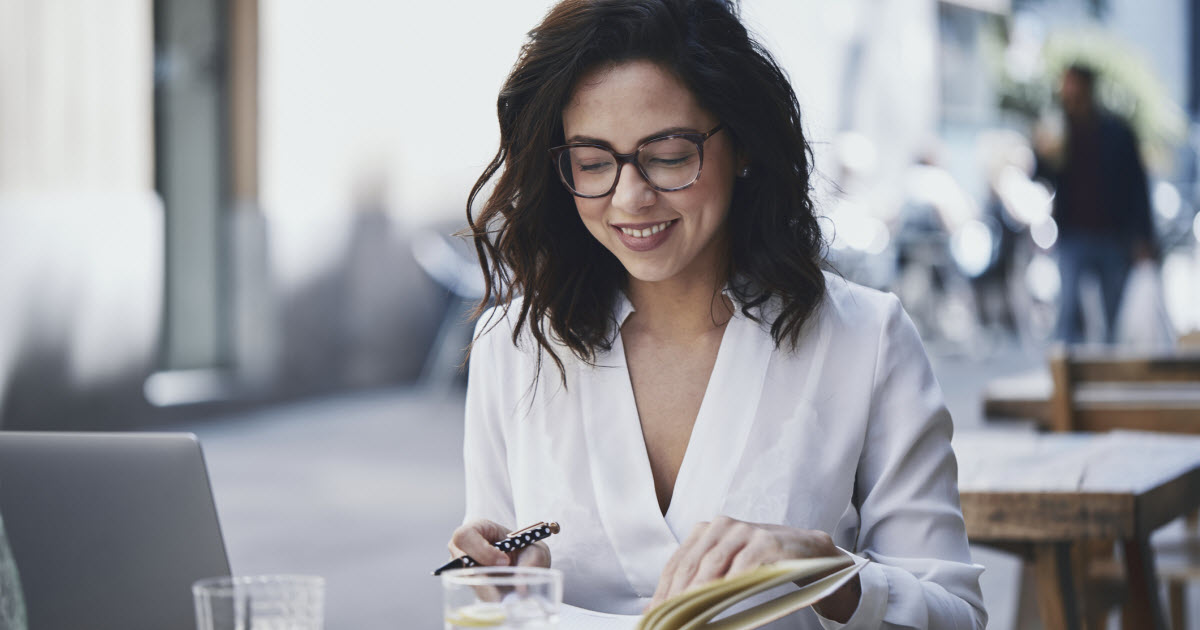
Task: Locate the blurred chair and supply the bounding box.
[984,346,1200,433]
[410,226,485,389]
[1044,346,1200,434]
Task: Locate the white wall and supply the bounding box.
[259,0,559,290]
[0,0,153,191]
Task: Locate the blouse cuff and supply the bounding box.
[815,550,887,630]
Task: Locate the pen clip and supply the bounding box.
[506,521,560,538]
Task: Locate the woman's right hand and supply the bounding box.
[448,519,552,568]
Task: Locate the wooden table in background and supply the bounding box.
[955,431,1200,630]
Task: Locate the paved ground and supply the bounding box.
[176,338,1194,629]
[182,387,469,629]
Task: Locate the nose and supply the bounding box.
[610,162,655,214]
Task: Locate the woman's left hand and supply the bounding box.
[648,516,860,622]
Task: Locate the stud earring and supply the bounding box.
[738,166,751,178]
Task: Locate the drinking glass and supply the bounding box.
[193,574,324,630]
[441,566,562,629]
[0,512,27,630]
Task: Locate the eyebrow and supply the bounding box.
[565,126,699,147]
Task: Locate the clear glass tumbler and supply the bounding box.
[193,574,324,630]
[441,566,562,629]
[0,512,27,630]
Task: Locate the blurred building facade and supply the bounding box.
[1,0,1197,429]
[1,1,162,428]
[0,0,447,430]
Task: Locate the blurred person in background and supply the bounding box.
[1034,63,1156,345]
[446,0,986,627]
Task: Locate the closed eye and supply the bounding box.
[647,154,695,167]
[578,161,615,173]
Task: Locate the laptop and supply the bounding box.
[0,432,231,630]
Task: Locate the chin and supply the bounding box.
[618,262,677,284]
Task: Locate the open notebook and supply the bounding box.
[559,556,864,630]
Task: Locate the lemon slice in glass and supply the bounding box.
[445,602,507,627]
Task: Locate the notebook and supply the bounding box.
[0,431,231,630]
[558,556,864,630]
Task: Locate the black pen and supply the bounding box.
[433,521,561,576]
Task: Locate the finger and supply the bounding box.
[688,531,750,587]
[650,522,710,608]
[448,519,510,552]
[499,542,551,601]
[672,518,750,595]
[514,541,551,568]
[727,529,780,576]
[448,520,510,562]
[656,517,738,606]
[448,520,511,566]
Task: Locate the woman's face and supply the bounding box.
[561,60,739,287]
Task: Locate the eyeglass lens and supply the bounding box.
[557,136,702,196]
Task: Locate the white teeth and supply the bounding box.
[620,220,673,238]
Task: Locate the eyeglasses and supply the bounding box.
[548,124,724,198]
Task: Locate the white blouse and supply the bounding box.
[462,274,987,629]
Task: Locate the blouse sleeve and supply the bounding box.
[819,294,987,629]
[461,311,517,530]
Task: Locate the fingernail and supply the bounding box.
[496,556,510,566]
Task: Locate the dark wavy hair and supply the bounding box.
[467,0,826,382]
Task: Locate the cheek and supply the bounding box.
[689,178,736,224]
[695,153,737,211]
[574,199,607,231]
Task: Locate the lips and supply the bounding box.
[612,219,677,252]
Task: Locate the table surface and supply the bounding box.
[953,430,1200,541]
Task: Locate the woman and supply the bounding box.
[447,0,986,627]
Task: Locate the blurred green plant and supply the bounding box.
[992,27,1188,171]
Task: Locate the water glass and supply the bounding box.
[0,512,27,630]
[442,566,562,629]
[193,574,324,630]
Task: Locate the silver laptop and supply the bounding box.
[0,431,231,630]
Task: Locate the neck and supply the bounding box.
[624,271,734,339]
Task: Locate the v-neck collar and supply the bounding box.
[577,290,775,597]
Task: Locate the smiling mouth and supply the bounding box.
[615,219,676,238]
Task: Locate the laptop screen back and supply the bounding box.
[0,432,231,630]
